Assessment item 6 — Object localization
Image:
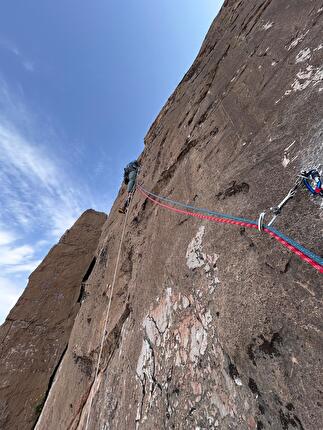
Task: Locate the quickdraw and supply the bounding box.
[137,185,323,273]
[258,169,322,231]
[301,169,323,196]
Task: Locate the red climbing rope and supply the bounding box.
[263,228,322,271]
[137,186,323,274]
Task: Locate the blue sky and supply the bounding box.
[0,0,222,323]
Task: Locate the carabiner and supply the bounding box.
[302,170,323,196]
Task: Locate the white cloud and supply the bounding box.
[0,229,18,245]
[0,122,58,189]
[0,77,99,323]
[0,119,84,237]
[0,237,40,276]
[5,260,42,274]
[0,277,23,324]
[0,244,34,265]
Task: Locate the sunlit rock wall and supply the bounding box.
[6,1,323,429]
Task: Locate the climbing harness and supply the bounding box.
[258,170,323,230]
[137,185,323,274]
[302,169,323,196]
[84,194,134,430]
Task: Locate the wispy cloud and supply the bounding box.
[0,77,90,238]
[0,244,34,265]
[23,61,35,72]
[5,260,42,274]
[0,77,98,323]
[0,229,18,245]
[0,121,85,236]
[0,39,35,73]
[0,39,20,56]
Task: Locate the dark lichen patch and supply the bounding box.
[247,342,257,366]
[172,387,180,396]
[279,410,296,429]
[273,394,283,406]
[258,402,266,415]
[228,360,240,380]
[210,126,219,136]
[293,415,305,430]
[257,420,264,430]
[72,353,93,378]
[248,377,260,396]
[258,333,282,358]
[286,402,295,411]
[279,409,304,430]
[248,332,282,365]
[216,181,249,200]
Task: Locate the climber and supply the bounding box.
[118,160,140,214]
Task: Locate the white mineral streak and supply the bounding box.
[182,295,190,309]
[189,321,208,364]
[234,377,243,386]
[282,141,296,168]
[282,153,290,168]
[136,338,152,381]
[295,48,311,63]
[134,228,223,424]
[263,21,274,30]
[186,226,220,292]
[314,43,323,51]
[284,141,296,152]
[144,317,158,345]
[150,287,172,334]
[186,226,205,269]
[284,65,323,95]
[201,309,213,328]
[287,31,309,50]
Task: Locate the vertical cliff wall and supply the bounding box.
[35,1,323,429]
[0,210,107,430]
[2,0,323,429]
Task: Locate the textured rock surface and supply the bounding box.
[2,1,323,429]
[0,210,106,430]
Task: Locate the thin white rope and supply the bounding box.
[84,199,132,430]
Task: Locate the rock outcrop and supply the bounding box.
[0,210,107,430]
[1,1,323,429]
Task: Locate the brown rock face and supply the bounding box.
[2,1,323,429]
[0,210,106,430]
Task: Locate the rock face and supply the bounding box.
[2,1,323,429]
[0,210,107,430]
